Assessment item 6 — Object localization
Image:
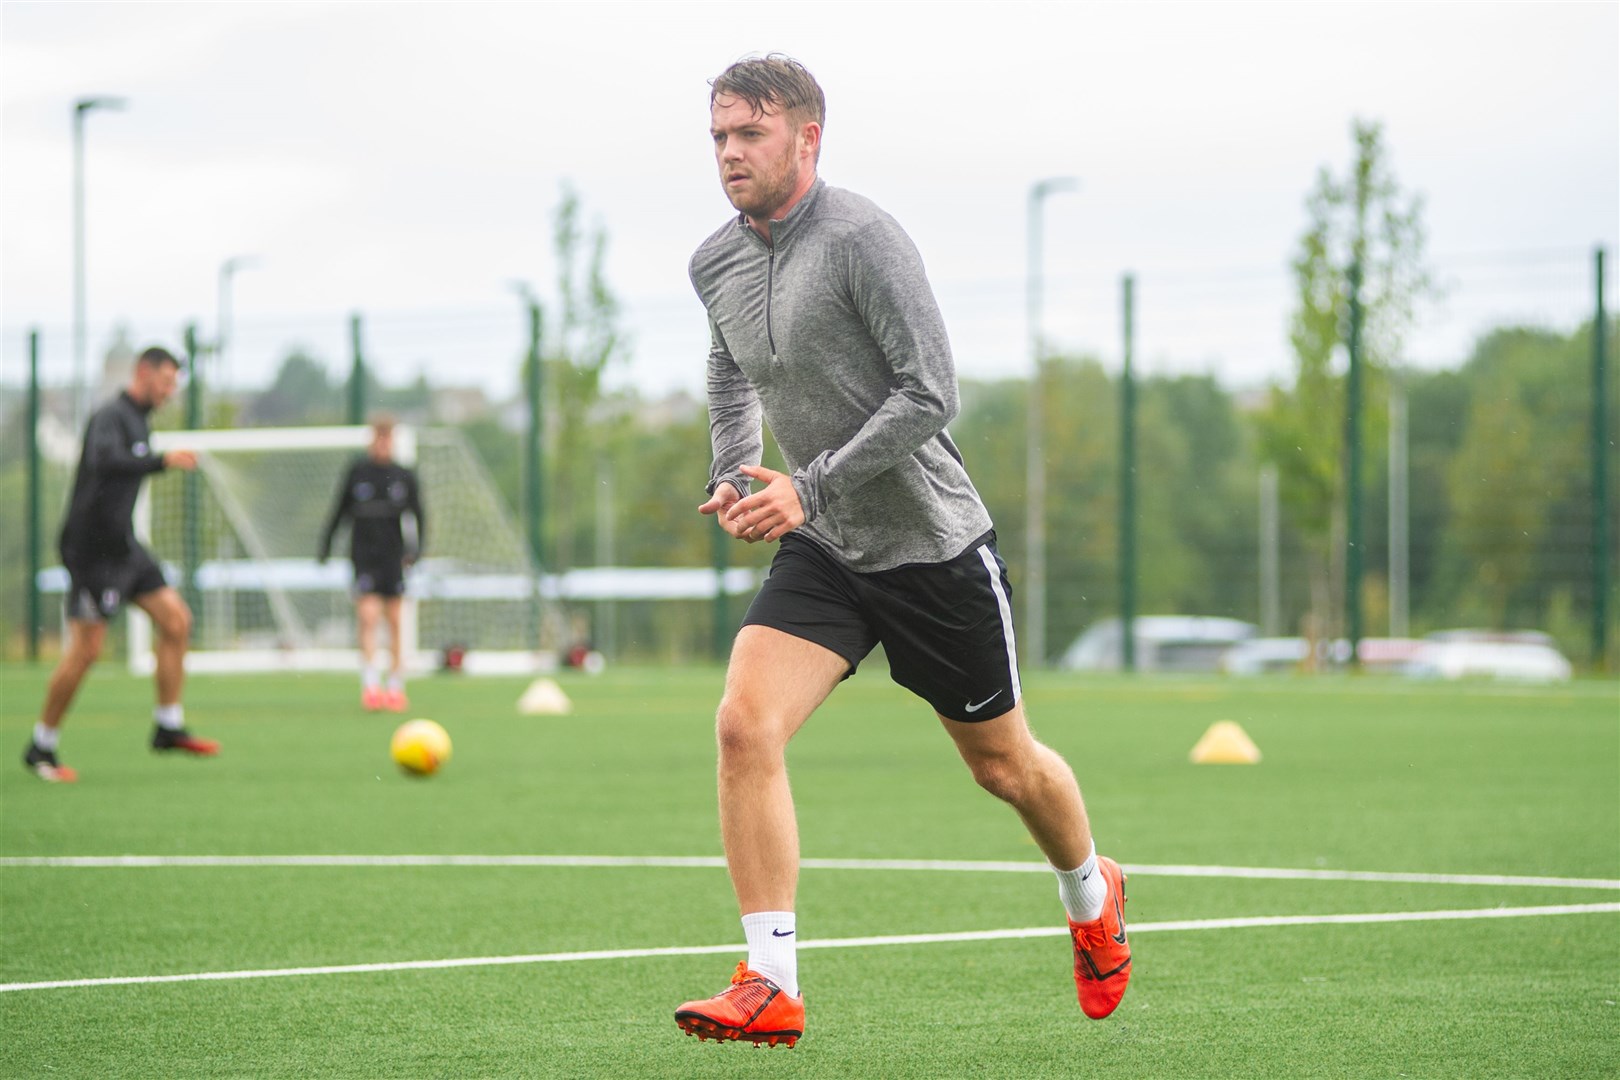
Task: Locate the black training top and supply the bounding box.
[317,457,425,567]
[59,391,167,564]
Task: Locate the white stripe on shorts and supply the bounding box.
[975,543,1021,707]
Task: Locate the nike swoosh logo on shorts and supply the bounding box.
[964,691,1003,714]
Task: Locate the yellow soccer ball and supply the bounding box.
[390,719,452,777]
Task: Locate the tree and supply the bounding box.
[1256,118,1434,647]
[1427,322,1619,658]
[537,182,629,573]
[247,352,340,425]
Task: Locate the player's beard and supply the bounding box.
[726,143,801,221]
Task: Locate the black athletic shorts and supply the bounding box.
[63,545,169,622]
[741,530,1022,723]
[352,559,406,598]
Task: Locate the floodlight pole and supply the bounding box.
[1025,177,1078,668]
[1119,273,1137,672]
[72,96,126,433]
[216,256,260,393]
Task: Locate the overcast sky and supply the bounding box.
[2,0,1616,402]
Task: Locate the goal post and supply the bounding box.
[131,425,556,675]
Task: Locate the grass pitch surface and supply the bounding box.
[1,664,1616,1078]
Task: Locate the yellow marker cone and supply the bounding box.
[1190,720,1261,764]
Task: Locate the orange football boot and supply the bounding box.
[675,961,804,1047]
[361,687,386,712]
[1068,855,1132,1018]
[384,688,409,713]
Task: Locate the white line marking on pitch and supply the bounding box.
[2,902,1614,994]
[2,854,1616,891]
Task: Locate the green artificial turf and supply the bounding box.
[1,664,1616,1077]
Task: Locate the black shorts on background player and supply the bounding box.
[65,547,169,622]
[352,562,407,598]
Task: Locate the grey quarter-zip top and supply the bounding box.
[690,179,993,572]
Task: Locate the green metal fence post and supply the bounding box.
[348,313,366,425]
[27,329,43,661]
[1593,247,1610,671]
[525,300,545,649]
[1120,274,1137,673]
[182,323,202,622]
[712,509,732,661]
[1344,260,1365,668]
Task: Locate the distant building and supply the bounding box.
[96,326,136,404]
[430,387,492,424]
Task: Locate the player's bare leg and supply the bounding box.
[675,625,844,1046]
[135,588,217,757]
[357,594,382,669]
[941,703,1131,1018]
[134,587,191,710]
[40,619,107,732]
[715,625,845,913]
[382,596,407,711]
[356,594,385,709]
[939,703,1092,868]
[27,619,104,780]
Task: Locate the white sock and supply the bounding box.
[741,911,799,998]
[1054,842,1109,923]
[387,673,405,693]
[362,666,382,690]
[154,704,184,731]
[33,723,59,752]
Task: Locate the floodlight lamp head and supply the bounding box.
[76,96,127,114]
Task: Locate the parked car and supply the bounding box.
[1060,616,1257,672]
[1221,636,1425,675]
[1407,630,1574,682]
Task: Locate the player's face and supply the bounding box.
[369,429,393,462]
[135,362,180,408]
[711,95,811,223]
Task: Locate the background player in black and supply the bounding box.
[25,347,221,783]
[318,415,425,711]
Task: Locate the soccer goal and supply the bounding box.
[130,425,556,675]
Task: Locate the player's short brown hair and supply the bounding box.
[136,346,180,370]
[368,411,397,435]
[710,54,825,154]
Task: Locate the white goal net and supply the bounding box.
[132,425,555,674]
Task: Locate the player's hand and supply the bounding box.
[698,480,750,540]
[725,465,805,543]
[164,449,198,471]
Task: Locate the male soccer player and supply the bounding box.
[318,415,425,711]
[673,56,1131,1046]
[24,346,221,783]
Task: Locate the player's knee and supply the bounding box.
[69,632,105,669]
[715,695,780,760]
[965,752,1029,805]
[158,605,193,643]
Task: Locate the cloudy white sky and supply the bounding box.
[2,0,1616,403]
